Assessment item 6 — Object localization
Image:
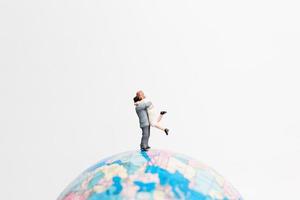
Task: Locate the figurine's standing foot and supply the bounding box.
[140,147,148,151]
[164,128,169,135]
[146,146,151,150]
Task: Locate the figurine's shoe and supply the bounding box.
[164,128,169,135]
[140,148,148,151]
[160,111,167,115]
[146,146,151,150]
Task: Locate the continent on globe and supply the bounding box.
[58,149,243,200]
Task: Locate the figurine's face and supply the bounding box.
[137,91,145,100]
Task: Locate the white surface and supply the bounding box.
[0,0,299,199]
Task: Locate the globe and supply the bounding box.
[58,149,242,200]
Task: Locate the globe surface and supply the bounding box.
[58,149,242,200]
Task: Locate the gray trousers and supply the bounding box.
[140,126,150,148]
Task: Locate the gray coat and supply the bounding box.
[135,101,152,128]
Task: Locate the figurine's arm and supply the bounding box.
[135,101,152,111]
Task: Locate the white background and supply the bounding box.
[0,0,299,199]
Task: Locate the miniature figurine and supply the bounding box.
[134,90,169,151]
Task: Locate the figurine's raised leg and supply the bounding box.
[157,111,167,123]
[151,122,169,136]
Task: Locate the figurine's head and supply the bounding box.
[136,90,145,100]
